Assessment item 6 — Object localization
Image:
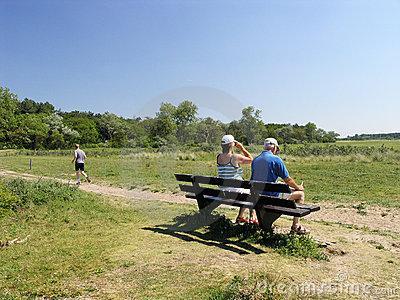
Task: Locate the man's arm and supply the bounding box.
[283,177,304,191]
[72,151,76,163]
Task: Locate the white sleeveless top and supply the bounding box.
[216,154,243,180]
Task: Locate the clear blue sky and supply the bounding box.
[1,0,399,137]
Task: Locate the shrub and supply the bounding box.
[3,178,78,209]
[0,181,21,211]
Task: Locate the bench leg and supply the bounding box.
[196,197,220,214]
[256,208,281,232]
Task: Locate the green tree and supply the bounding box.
[173,100,198,125]
[226,120,245,144]
[239,106,265,144]
[0,87,19,147]
[63,112,100,145]
[305,122,318,142]
[19,98,55,114]
[10,114,49,149]
[44,113,80,149]
[174,101,198,144]
[195,117,225,145]
[97,112,130,147]
[150,102,178,146]
[276,125,295,144]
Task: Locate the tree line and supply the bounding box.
[344,133,400,140]
[0,86,339,150]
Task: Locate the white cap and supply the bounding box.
[264,137,280,149]
[221,134,235,145]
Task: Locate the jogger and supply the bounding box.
[72,144,91,184]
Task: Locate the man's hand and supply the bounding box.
[296,182,304,191]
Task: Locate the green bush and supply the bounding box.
[2,178,78,210]
[0,181,21,211]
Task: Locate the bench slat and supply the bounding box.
[185,194,255,209]
[174,174,291,194]
[179,185,297,209]
[185,194,312,217]
[296,204,320,212]
[179,184,249,201]
[174,173,194,182]
[193,175,252,189]
[259,204,312,217]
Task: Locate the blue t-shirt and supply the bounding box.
[251,150,290,197]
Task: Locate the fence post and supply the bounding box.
[29,158,32,170]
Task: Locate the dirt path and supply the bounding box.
[1,169,400,236]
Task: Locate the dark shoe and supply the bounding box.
[290,224,310,235]
[87,177,91,183]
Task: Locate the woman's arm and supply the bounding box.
[234,141,253,164]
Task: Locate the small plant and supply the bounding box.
[209,273,284,300]
[353,202,367,215]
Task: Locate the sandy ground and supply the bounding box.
[1,169,400,236]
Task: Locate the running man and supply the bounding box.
[72,144,91,184]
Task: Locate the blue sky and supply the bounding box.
[1,0,399,137]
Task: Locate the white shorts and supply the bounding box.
[220,187,250,194]
[278,192,291,200]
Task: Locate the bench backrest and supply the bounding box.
[175,173,296,209]
[175,173,291,193]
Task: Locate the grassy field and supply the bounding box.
[1,141,400,207]
[1,178,399,299]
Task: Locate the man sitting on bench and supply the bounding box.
[251,138,309,234]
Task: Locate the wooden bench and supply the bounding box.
[175,173,320,231]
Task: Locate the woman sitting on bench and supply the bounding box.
[217,134,257,224]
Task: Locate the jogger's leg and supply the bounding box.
[81,170,91,182]
[81,171,88,179]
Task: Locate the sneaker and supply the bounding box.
[76,181,81,185]
[87,177,91,183]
